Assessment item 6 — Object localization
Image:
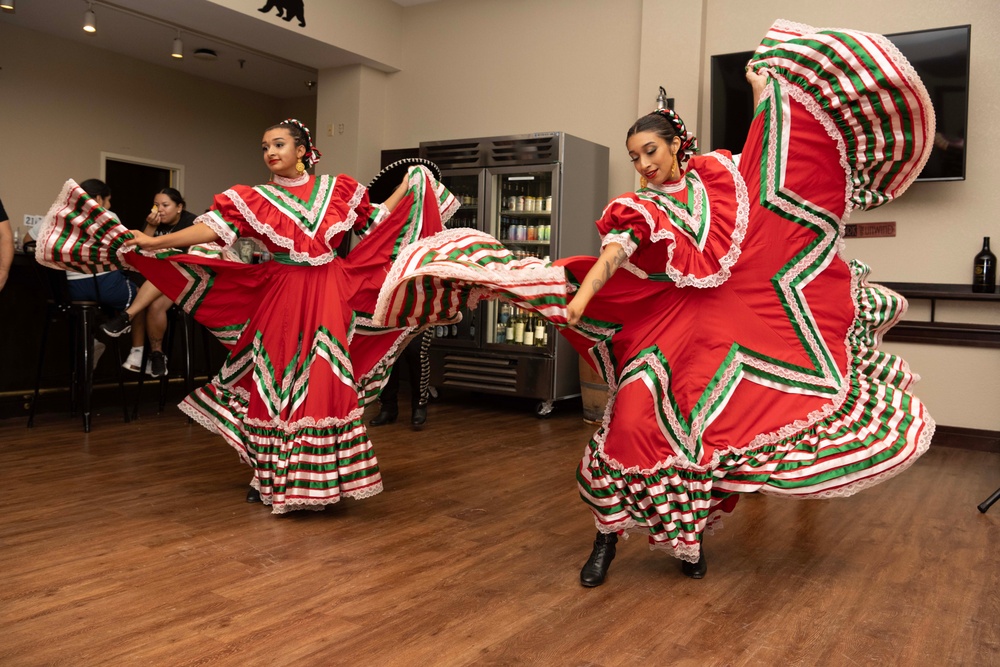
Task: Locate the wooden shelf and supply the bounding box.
[879,282,1000,348]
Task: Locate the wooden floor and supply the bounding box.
[2,395,999,667]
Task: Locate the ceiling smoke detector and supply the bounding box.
[193,48,218,61]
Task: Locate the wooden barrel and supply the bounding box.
[578,356,609,424]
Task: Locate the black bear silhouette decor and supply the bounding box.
[258,0,306,28]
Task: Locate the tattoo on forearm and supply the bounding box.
[591,248,626,293]
[613,246,626,268]
[592,259,613,292]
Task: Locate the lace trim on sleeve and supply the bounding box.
[601,229,637,258]
[196,210,238,248]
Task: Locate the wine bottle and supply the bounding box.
[523,313,535,346]
[973,237,997,293]
[513,309,526,344]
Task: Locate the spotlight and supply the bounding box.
[83,7,96,33]
[172,35,184,59]
[1,1,15,12]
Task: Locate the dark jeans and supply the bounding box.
[66,271,137,310]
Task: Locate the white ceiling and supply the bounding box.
[0,0,435,99]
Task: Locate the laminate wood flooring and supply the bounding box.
[2,398,998,666]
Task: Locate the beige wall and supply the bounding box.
[383,0,645,196]
[0,23,314,230]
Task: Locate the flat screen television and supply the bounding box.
[709,24,971,182]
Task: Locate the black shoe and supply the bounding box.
[681,550,707,579]
[580,531,618,587]
[148,351,168,378]
[369,407,398,426]
[246,487,261,503]
[102,311,131,338]
[411,405,427,430]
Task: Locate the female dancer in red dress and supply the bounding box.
[36,119,456,514]
[374,20,935,585]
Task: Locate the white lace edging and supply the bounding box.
[195,211,238,249]
[267,483,385,514]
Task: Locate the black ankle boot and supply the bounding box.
[369,406,398,426]
[411,405,427,430]
[681,550,707,579]
[246,486,261,503]
[580,531,618,587]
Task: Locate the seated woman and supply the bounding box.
[101,188,196,377]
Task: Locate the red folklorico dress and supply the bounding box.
[37,166,457,513]
[374,20,936,562]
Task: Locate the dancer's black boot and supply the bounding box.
[580,531,618,587]
[369,405,398,426]
[246,486,262,503]
[681,549,707,579]
[411,405,427,430]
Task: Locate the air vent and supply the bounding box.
[440,354,518,391]
[420,141,484,170]
[489,135,558,166]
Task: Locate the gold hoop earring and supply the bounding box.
[295,159,306,174]
[639,176,648,189]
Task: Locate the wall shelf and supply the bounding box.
[880,282,1000,348]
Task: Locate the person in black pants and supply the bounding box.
[370,330,432,430]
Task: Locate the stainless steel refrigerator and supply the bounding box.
[419,132,609,415]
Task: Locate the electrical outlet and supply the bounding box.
[338,123,345,134]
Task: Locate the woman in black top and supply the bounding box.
[102,188,195,377]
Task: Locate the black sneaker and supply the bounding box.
[102,311,131,337]
[148,351,168,378]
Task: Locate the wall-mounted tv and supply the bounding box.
[709,24,971,182]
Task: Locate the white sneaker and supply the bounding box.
[92,340,106,371]
[122,348,144,373]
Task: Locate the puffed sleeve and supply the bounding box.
[596,193,652,259]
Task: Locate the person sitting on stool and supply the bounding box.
[370,330,432,430]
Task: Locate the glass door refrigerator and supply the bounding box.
[421,132,608,415]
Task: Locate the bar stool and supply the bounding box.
[27,266,131,432]
[132,304,215,418]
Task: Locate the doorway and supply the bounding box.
[102,153,184,230]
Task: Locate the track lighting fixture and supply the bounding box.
[172,34,184,59]
[1,1,15,12]
[83,5,96,33]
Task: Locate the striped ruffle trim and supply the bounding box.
[374,227,570,329]
[180,385,383,514]
[35,179,133,274]
[749,19,935,210]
